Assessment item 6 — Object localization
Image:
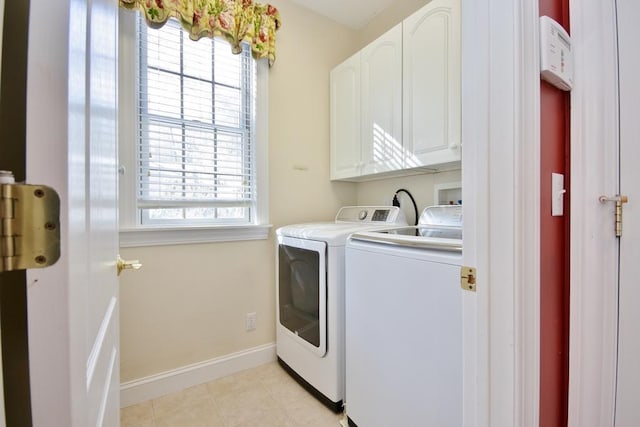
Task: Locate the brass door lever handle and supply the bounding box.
[117,255,142,276]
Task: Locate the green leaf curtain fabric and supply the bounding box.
[119,0,281,65]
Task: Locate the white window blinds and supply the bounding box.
[136,16,256,226]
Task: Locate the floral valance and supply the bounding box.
[119,0,282,65]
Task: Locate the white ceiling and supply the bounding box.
[288,0,399,29]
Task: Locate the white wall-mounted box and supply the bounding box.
[540,16,573,91]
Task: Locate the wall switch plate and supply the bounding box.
[552,173,565,216]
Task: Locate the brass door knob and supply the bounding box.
[117,255,142,276]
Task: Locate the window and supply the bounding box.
[118,12,269,246]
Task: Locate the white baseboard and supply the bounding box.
[120,343,276,408]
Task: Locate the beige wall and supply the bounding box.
[119,241,275,381]
[120,0,459,383]
[120,0,358,383]
[267,0,359,227]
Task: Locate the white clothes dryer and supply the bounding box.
[276,206,407,412]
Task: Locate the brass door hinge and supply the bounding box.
[599,194,629,237]
[461,266,476,292]
[1,172,61,273]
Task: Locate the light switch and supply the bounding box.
[551,173,565,216]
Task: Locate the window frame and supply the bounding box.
[118,10,270,247]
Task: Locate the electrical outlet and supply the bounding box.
[246,312,257,331]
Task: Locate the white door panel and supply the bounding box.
[0,0,5,424]
[360,24,402,175]
[26,0,120,425]
[615,0,640,424]
[568,1,621,425]
[403,0,461,168]
[86,5,120,423]
[330,53,361,180]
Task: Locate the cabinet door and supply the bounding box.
[330,53,361,180]
[360,24,403,176]
[403,0,461,168]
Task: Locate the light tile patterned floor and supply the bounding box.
[121,362,345,427]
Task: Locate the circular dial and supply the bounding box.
[358,210,368,220]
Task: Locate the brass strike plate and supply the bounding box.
[1,183,61,272]
[460,266,476,292]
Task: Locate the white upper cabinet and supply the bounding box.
[403,0,461,168]
[360,24,403,176]
[330,0,460,181]
[330,52,361,180]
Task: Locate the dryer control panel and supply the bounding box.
[336,206,405,224]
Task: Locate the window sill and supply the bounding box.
[119,224,272,247]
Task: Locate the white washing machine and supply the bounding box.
[344,205,463,427]
[276,206,407,412]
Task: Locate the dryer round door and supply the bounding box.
[277,235,327,357]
